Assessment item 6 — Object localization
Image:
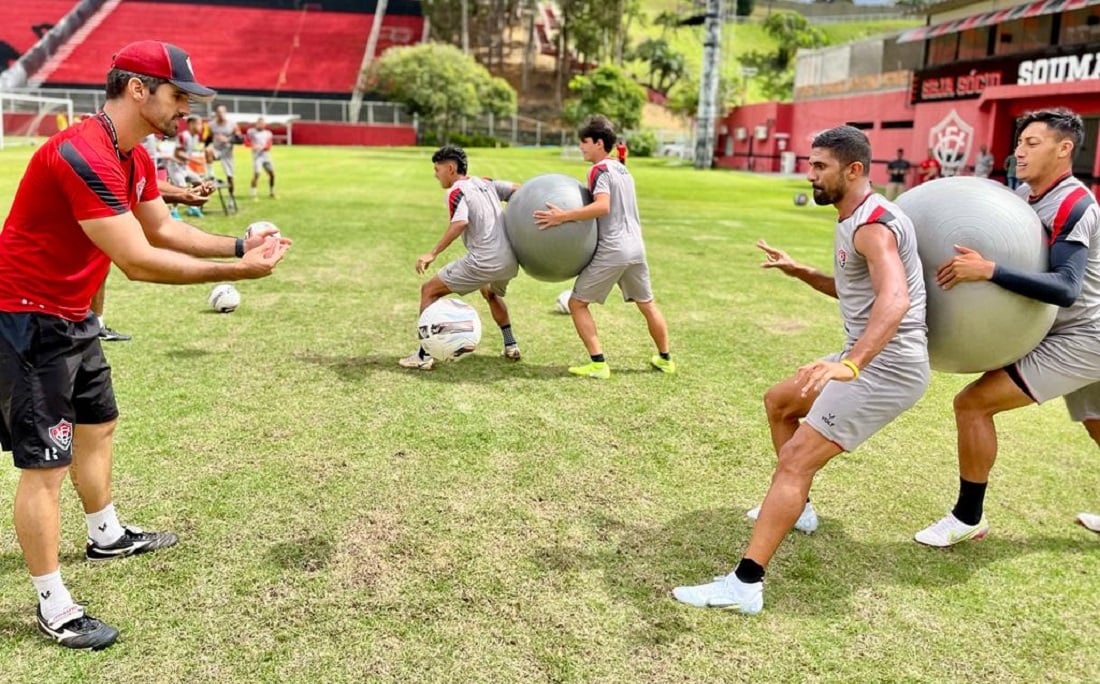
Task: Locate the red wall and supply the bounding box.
[290,121,416,146]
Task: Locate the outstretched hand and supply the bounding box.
[534,202,566,230]
[238,237,289,279]
[416,252,436,275]
[757,239,798,274]
[936,245,994,289]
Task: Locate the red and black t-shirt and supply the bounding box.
[0,115,159,321]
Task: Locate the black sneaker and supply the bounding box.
[36,605,119,650]
[98,327,132,342]
[86,525,178,561]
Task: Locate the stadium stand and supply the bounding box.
[39,0,423,96]
[0,1,77,66]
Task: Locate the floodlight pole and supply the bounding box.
[349,0,389,124]
[693,0,723,170]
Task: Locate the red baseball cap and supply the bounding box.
[111,40,216,100]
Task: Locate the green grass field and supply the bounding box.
[0,144,1096,683]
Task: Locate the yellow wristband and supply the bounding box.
[841,359,860,379]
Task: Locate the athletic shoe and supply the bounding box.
[169,207,182,219]
[185,206,204,218]
[37,605,119,650]
[672,573,764,614]
[269,192,277,199]
[398,351,435,370]
[568,361,610,379]
[746,500,819,534]
[650,355,677,374]
[98,327,132,342]
[503,345,522,361]
[914,513,989,547]
[86,525,178,561]
[1077,512,1100,533]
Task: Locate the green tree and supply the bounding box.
[562,64,647,130]
[735,0,755,17]
[740,11,828,101]
[371,43,517,142]
[632,38,688,93]
[666,74,736,121]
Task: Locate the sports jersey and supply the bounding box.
[444,176,516,270]
[834,193,928,362]
[247,127,273,154]
[210,118,236,153]
[886,158,910,183]
[586,158,645,265]
[1017,174,1100,332]
[0,115,159,321]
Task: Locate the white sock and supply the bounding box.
[96,315,105,329]
[32,569,82,628]
[86,503,124,546]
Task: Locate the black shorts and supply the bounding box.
[0,311,118,469]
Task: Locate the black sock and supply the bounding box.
[951,478,987,526]
[418,347,428,360]
[591,353,605,363]
[734,557,765,584]
[500,325,516,347]
[659,351,670,361]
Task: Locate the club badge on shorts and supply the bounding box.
[48,419,73,451]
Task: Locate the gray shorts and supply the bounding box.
[438,255,518,297]
[1013,323,1100,417]
[572,260,653,305]
[217,149,235,178]
[805,352,930,452]
[167,163,201,188]
[253,151,274,174]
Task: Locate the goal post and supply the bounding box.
[0,92,74,150]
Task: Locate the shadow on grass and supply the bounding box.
[265,534,336,573]
[293,351,660,383]
[530,507,1096,647]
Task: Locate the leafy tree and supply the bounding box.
[371,43,517,142]
[562,64,647,130]
[666,74,736,121]
[632,38,688,93]
[735,0,755,17]
[739,11,828,101]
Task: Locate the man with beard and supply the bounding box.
[671,125,929,614]
[0,40,290,650]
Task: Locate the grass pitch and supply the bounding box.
[0,144,1096,683]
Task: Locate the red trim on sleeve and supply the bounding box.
[1050,187,1090,244]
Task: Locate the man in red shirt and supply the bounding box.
[918,147,941,184]
[615,138,628,166]
[0,40,290,650]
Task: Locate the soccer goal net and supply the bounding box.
[0,92,74,150]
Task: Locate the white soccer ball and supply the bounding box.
[555,289,573,314]
[208,284,241,313]
[418,298,482,362]
[245,220,281,240]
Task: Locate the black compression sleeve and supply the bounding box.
[989,239,1088,307]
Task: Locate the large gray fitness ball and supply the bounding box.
[504,173,597,282]
[895,176,1057,373]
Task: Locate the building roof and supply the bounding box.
[897,0,1099,43]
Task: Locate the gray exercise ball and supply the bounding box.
[504,173,597,282]
[895,176,1057,373]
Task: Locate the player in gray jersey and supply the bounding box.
[673,125,929,614]
[208,105,241,208]
[247,118,275,199]
[915,107,1100,546]
[533,115,674,379]
[399,146,522,370]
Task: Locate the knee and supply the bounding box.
[774,444,818,481]
[953,386,991,417]
[19,465,69,492]
[764,385,798,422]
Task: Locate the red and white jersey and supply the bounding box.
[0,115,159,321]
[834,192,928,362]
[1018,173,1100,331]
[247,127,273,153]
[444,176,516,269]
[586,158,645,265]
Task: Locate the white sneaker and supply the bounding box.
[914,513,989,547]
[1077,512,1100,533]
[398,351,435,370]
[503,345,522,361]
[672,572,764,614]
[746,501,819,534]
